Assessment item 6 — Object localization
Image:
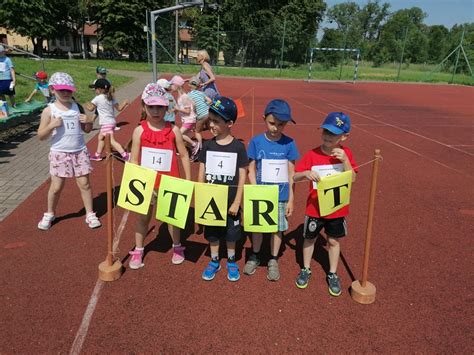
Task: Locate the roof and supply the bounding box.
[84,24,98,37]
[179,28,192,42]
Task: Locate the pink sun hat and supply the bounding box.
[141,83,169,106]
[170,75,185,87]
[49,72,76,92]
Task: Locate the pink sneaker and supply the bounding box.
[85,212,101,229]
[121,152,130,161]
[171,245,186,265]
[90,153,103,161]
[129,249,144,269]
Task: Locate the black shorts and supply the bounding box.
[303,216,347,239]
[204,213,243,243]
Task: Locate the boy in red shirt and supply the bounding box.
[294,112,357,296]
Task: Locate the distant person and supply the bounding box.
[25,71,52,103]
[196,49,220,100]
[293,112,357,296]
[36,72,101,231]
[156,78,176,126]
[0,45,16,108]
[187,75,212,155]
[85,79,129,161]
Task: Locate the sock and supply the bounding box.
[328,272,336,277]
[228,251,235,261]
[172,243,181,248]
[211,253,219,262]
[135,247,144,252]
[121,151,128,157]
[270,255,278,261]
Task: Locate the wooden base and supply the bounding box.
[98,260,123,282]
[350,280,376,304]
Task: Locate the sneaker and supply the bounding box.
[227,260,240,282]
[243,254,260,275]
[121,152,130,161]
[202,260,221,281]
[267,259,280,281]
[89,153,103,161]
[85,212,101,229]
[295,268,312,289]
[327,273,342,297]
[171,245,186,265]
[38,213,55,230]
[129,249,144,269]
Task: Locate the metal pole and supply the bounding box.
[338,32,347,80]
[151,13,157,81]
[175,0,179,64]
[451,27,465,84]
[216,13,220,73]
[146,10,150,65]
[397,27,409,81]
[279,18,286,76]
[353,50,360,83]
[308,48,313,81]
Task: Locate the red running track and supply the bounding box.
[1,78,473,353]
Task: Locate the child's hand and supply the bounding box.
[305,170,320,182]
[331,148,347,162]
[228,202,240,216]
[285,200,294,217]
[79,114,91,123]
[49,115,63,129]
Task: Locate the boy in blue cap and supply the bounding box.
[293,112,358,295]
[198,96,249,282]
[244,99,299,281]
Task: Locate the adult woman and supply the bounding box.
[196,50,220,100]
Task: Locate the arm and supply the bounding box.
[130,126,143,165]
[229,167,247,216]
[79,113,93,133]
[37,106,61,140]
[25,89,38,103]
[331,148,356,182]
[114,99,129,112]
[286,160,296,217]
[198,162,205,183]
[85,102,96,112]
[10,66,16,86]
[173,126,191,180]
[248,160,257,185]
[293,170,320,183]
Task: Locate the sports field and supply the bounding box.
[1,77,473,353]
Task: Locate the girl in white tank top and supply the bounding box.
[36,72,101,231]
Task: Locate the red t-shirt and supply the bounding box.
[139,121,180,188]
[295,146,358,218]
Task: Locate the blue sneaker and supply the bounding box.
[226,260,240,282]
[202,260,221,281]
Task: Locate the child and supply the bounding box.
[85,79,129,161]
[169,75,200,160]
[187,75,212,149]
[36,72,101,230]
[198,97,248,281]
[244,99,299,281]
[0,45,16,108]
[25,71,52,103]
[128,83,191,269]
[293,112,357,296]
[157,78,176,125]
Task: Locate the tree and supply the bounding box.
[0,0,72,55]
[318,28,343,67]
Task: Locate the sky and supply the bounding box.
[323,0,474,29]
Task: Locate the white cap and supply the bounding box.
[156,78,171,89]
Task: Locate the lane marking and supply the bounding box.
[69,210,130,355]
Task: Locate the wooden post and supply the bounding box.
[98,135,123,281]
[351,149,381,304]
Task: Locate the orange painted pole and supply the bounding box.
[351,149,381,304]
[98,135,123,281]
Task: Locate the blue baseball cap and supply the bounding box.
[264,99,295,123]
[320,112,351,135]
[209,96,238,122]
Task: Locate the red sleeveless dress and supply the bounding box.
[139,121,180,188]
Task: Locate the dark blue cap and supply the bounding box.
[320,112,351,135]
[264,99,295,123]
[209,96,238,122]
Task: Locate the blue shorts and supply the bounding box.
[278,202,288,232]
[0,80,15,96]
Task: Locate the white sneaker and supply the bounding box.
[38,213,55,230]
[85,212,101,229]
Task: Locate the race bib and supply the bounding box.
[206,151,237,176]
[40,87,50,97]
[62,117,82,136]
[0,62,6,72]
[261,159,289,183]
[311,163,344,189]
[141,147,173,172]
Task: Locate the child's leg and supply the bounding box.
[96,132,105,155]
[302,238,317,269]
[270,232,282,258]
[327,237,340,274]
[251,233,263,254]
[169,224,186,264]
[135,207,153,248]
[194,132,202,147]
[47,175,66,214]
[180,126,195,146]
[168,224,181,246]
[109,134,126,154]
[75,175,94,214]
[226,241,236,259]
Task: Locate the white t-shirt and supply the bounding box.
[91,94,118,126]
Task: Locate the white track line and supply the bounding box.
[69,210,130,355]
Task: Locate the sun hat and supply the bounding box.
[141,83,169,106]
[96,66,107,74]
[35,71,48,80]
[49,72,76,92]
[189,76,200,86]
[93,78,111,90]
[264,99,295,123]
[170,75,185,87]
[320,112,351,135]
[156,78,171,89]
[209,96,238,122]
